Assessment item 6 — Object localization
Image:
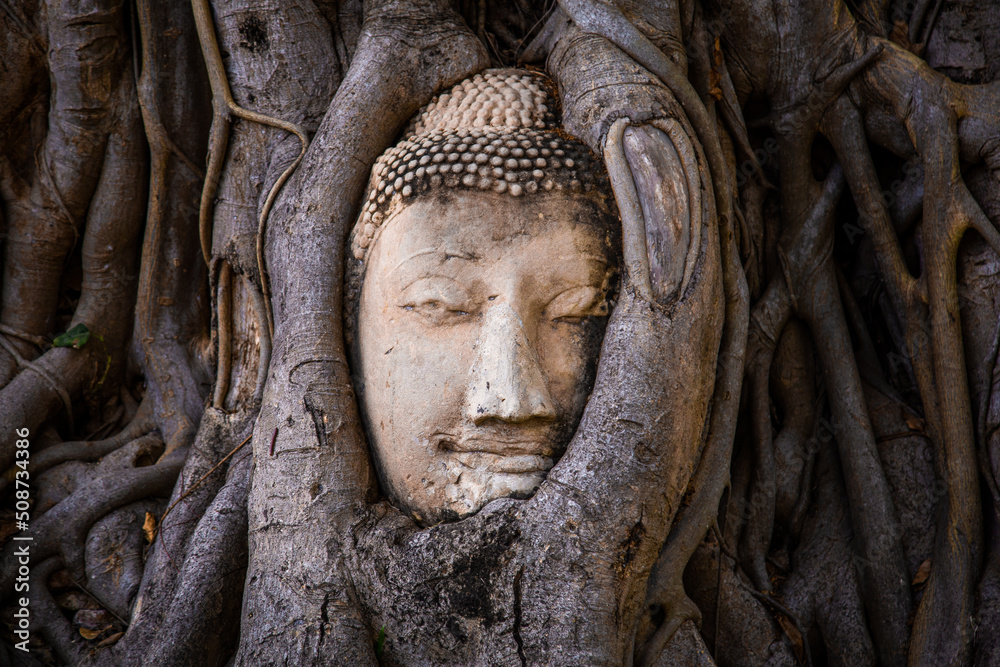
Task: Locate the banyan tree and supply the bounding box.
[1,0,999,665]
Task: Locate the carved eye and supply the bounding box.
[398,278,474,323]
[412,300,470,318]
[546,286,608,324]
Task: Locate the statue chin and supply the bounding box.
[442,468,549,519]
[352,189,617,524]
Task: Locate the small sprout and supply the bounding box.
[375,625,387,657]
[53,323,91,349]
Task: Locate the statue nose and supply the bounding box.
[464,301,558,424]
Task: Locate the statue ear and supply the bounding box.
[603,118,705,306]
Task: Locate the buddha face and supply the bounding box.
[354,189,617,523]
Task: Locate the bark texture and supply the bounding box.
[0,0,998,665]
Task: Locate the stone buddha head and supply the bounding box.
[346,69,620,524]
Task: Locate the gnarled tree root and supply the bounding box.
[0,448,184,592]
[27,400,155,477]
[93,446,251,666]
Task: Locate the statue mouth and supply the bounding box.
[436,433,557,474]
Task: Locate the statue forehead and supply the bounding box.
[374,189,613,245]
[362,191,615,294]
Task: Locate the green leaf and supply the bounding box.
[52,323,91,349]
[375,625,387,657]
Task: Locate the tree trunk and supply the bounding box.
[0,0,998,665]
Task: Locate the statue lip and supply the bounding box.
[452,451,555,474]
[436,432,557,473]
[436,433,556,457]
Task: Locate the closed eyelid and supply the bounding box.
[545,285,608,318]
[397,276,473,307]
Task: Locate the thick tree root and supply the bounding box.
[27,400,154,477]
[823,35,998,664]
[778,445,876,667]
[558,0,734,237]
[30,557,88,666]
[636,192,748,666]
[84,499,166,620]
[647,620,715,667]
[2,0,995,665]
[0,447,183,592]
[769,320,816,536]
[758,32,915,656]
[684,534,798,666]
[0,0,126,341]
[95,446,251,666]
[133,0,212,458]
[111,407,255,664]
[739,276,791,591]
[0,42,146,476]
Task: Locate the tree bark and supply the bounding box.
[0,0,998,665]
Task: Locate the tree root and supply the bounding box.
[213,261,234,409]
[778,442,878,667]
[646,620,715,667]
[0,1,990,665]
[558,0,734,238]
[633,125,749,667]
[635,595,702,667]
[0,37,146,475]
[84,499,166,620]
[0,325,48,349]
[0,447,184,592]
[31,557,89,666]
[541,12,751,663]
[753,27,916,658]
[0,334,75,433]
[116,450,250,666]
[684,531,798,666]
[739,277,791,590]
[0,0,127,341]
[238,0,491,660]
[788,166,912,667]
[191,0,310,340]
[157,433,250,530]
[133,0,211,458]
[820,32,1000,661]
[604,118,655,301]
[0,349,109,479]
[27,400,154,477]
[770,320,817,535]
[115,407,255,663]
